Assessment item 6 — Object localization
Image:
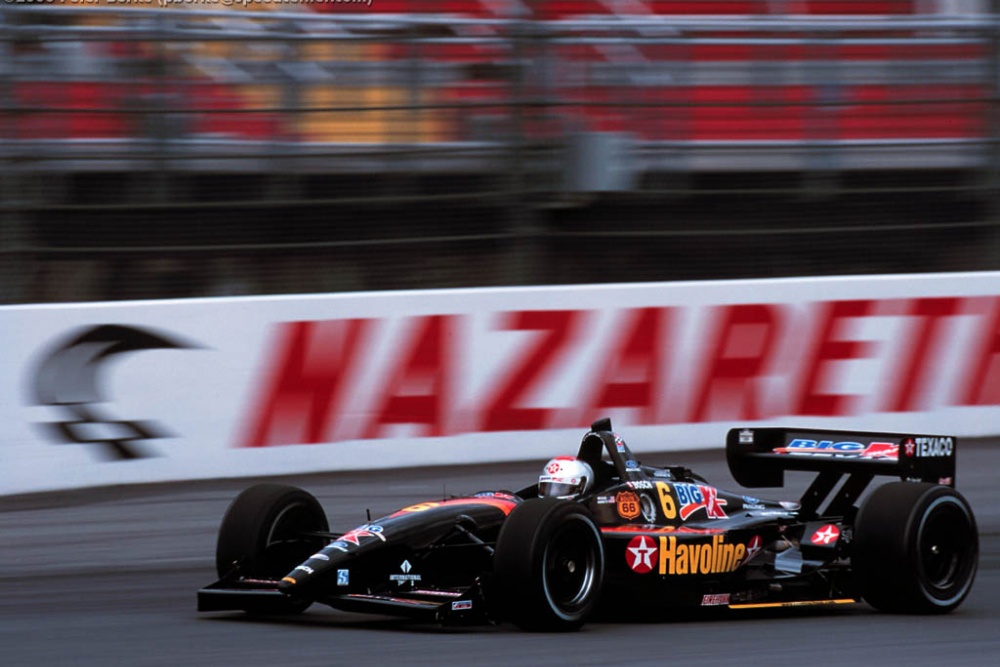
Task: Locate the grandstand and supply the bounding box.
[2,2,992,155]
[0,2,998,302]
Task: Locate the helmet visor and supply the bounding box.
[539,479,584,498]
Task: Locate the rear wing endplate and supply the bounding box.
[726,427,956,488]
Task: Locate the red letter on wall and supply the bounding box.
[363,315,455,439]
[795,300,879,417]
[960,296,1000,406]
[584,307,670,424]
[240,319,372,448]
[689,303,784,422]
[884,297,962,412]
[481,310,582,432]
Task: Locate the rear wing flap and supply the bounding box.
[726,427,956,489]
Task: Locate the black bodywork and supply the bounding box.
[198,418,977,628]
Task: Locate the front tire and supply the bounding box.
[854,482,978,614]
[493,498,604,631]
[215,484,329,614]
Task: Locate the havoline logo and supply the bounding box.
[30,324,197,461]
[658,535,747,576]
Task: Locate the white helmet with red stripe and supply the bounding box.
[538,456,594,499]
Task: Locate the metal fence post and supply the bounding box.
[0,5,29,303]
[0,168,30,305]
[503,18,541,286]
[989,4,1000,264]
[804,25,841,198]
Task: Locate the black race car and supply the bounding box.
[197,418,978,630]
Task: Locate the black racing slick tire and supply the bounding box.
[215,484,329,613]
[493,498,604,631]
[854,482,978,614]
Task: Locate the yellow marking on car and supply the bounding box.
[729,598,856,609]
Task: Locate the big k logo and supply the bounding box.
[674,483,729,520]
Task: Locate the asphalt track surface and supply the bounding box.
[3,441,999,667]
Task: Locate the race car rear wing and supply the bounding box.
[726,427,956,489]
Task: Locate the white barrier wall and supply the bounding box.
[3,273,1000,496]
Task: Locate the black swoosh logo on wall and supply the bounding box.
[31,324,198,461]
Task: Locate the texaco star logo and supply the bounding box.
[811,524,841,546]
[626,535,657,574]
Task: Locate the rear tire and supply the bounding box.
[493,498,604,631]
[215,484,329,614]
[854,482,978,614]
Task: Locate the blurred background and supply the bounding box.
[1,0,998,303]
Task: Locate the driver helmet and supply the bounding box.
[538,456,594,499]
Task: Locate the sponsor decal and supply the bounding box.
[810,524,840,546]
[861,443,899,459]
[702,593,731,606]
[626,535,658,574]
[616,491,641,520]
[451,600,474,611]
[628,480,653,490]
[658,535,747,576]
[597,495,615,505]
[903,436,954,458]
[546,458,573,475]
[235,297,1000,448]
[775,439,897,460]
[739,429,754,445]
[626,460,640,470]
[390,560,421,584]
[640,494,658,523]
[674,483,728,520]
[336,524,386,548]
[29,324,199,461]
[473,491,518,501]
[294,565,315,575]
[730,590,765,604]
[742,496,765,510]
[614,434,627,452]
[337,569,350,586]
[744,535,762,563]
